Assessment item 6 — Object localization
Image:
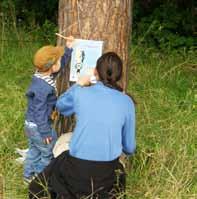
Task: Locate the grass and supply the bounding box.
[0,29,197,198]
[126,47,197,198]
[0,37,40,198]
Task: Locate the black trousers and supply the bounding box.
[29,151,126,199]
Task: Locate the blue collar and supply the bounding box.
[95,81,104,86]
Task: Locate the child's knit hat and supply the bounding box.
[33,45,64,72]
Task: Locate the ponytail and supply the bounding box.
[96,52,123,91]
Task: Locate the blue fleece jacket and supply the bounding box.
[56,82,136,161]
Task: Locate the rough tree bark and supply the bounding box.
[56,0,133,134]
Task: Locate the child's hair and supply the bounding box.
[96,52,123,91]
[33,45,64,72]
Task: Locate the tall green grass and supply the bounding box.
[0,37,41,198]
[0,28,196,198]
[126,47,197,198]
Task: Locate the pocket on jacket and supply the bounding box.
[24,121,38,137]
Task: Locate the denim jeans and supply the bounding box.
[24,121,57,178]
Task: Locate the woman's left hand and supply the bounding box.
[77,75,91,86]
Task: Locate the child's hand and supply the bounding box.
[43,136,53,145]
[66,36,74,48]
[40,131,53,144]
[77,76,91,86]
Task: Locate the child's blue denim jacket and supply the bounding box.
[25,48,72,138]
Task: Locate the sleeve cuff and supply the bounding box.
[40,130,52,139]
[122,150,132,156]
[64,47,73,56]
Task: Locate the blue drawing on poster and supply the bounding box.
[70,39,103,82]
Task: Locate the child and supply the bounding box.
[24,36,74,183]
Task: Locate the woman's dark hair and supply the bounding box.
[96,52,123,91]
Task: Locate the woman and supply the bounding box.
[29,52,136,199]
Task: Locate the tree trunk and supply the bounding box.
[56,0,133,134]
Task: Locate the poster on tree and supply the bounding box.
[69,39,103,82]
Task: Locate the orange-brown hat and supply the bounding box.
[33,45,64,72]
